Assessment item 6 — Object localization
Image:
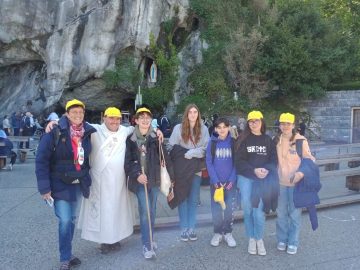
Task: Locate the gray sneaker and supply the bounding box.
[188,230,197,241]
[180,230,189,242]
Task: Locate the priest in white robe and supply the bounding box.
[78,107,135,253]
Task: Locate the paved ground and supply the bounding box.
[1,143,360,270]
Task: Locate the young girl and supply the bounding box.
[168,104,210,241]
[235,111,277,256]
[274,113,315,255]
[206,117,237,247]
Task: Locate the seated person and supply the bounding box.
[0,130,17,170]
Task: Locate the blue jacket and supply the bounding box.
[35,116,96,201]
[0,137,13,156]
[294,158,321,231]
[206,132,236,185]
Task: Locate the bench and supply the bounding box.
[0,142,9,169]
[313,143,360,191]
[7,136,32,162]
[7,136,31,145]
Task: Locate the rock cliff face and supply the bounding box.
[0,0,195,116]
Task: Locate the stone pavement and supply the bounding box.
[1,143,360,269]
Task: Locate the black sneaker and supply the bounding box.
[100,244,111,254]
[69,256,81,267]
[180,230,189,242]
[110,242,121,251]
[59,261,70,270]
[188,230,197,241]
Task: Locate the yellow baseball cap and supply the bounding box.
[279,113,295,124]
[136,107,152,116]
[65,99,85,111]
[104,107,121,118]
[247,110,263,121]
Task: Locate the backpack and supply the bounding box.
[295,139,304,158]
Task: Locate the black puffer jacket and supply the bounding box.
[125,131,174,193]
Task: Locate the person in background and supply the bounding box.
[11,112,21,136]
[36,99,96,270]
[235,110,278,256]
[298,119,306,136]
[2,115,11,136]
[274,113,315,255]
[0,129,17,170]
[167,104,210,242]
[159,112,172,138]
[206,117,237,248]
[20,112,34,148]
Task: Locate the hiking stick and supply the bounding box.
[142,165,154,251]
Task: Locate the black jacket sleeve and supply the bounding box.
[124,138,142,192]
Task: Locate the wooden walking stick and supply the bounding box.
[142,165,154,254]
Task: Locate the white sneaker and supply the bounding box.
[287,245,298,255]
[248,238,257,255]
[142,246,155,259]
[256,239,266,256]
[8,164,12,171]
[210,233,223,247]
[277,242,286,251]
[224,233,237,247]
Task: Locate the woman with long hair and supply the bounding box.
[235,111,277,256]
[168,104,210,241]
[274,113,315,255]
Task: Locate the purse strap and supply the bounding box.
[159,143,166,166]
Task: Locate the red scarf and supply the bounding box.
[70,122,84,139]
[69,123,84,171]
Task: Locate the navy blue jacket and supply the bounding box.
[0,138,13,156]
[35,116,96,201]
[294,158,321,230]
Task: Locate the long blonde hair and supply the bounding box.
[181,104,202,144]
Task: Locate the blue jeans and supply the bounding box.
[276,186,302,247]
[54,187,81,262]
[178,175,201,231]
[136,185,159,249]
[237,175,265,240]
[210,185,236,234]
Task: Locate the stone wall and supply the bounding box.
[304,90,360,143]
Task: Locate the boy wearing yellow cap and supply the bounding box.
[274,113,315,255]
[125,107,174,259]
[235,110,278,256]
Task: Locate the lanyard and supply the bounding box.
[77,141,84,165]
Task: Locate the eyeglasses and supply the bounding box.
[279,122,293,126]
[138,116,152,121]
[248,119,260,125]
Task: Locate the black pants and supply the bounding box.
[20,128,32,148]
[3,151,17,165]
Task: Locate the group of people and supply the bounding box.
[35,99,318,270]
